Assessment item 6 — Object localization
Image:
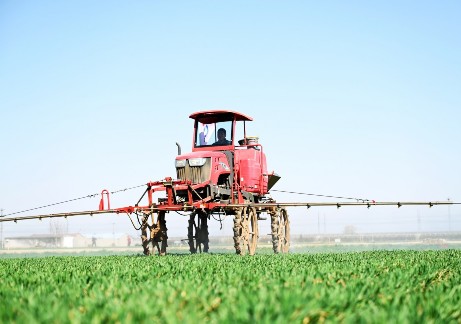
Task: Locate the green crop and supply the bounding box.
[1,250,460,323]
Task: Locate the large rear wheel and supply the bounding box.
[233,206,259,255]
[271,208,290,253]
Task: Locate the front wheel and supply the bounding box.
[188,211,209,253]
[141,211,168,256]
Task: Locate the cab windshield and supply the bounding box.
[195,121,232,147]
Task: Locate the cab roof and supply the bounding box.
[189,110,253,124]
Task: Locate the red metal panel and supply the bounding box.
[235,148,268,194]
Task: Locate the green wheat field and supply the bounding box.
[1,250,460,323]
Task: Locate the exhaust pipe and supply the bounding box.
[176,142,182,155]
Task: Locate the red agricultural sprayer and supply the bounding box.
[1,110,458,255]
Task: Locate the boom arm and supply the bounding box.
[0,200,458,223]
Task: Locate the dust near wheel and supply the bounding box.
[233,206,259,255]
[187,210,209,253]
[270,207,290,253]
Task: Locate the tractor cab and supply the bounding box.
[174,110,279,204]
[190,110,253,151]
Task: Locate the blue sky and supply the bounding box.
[1,1,460,238]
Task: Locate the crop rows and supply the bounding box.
[1,250,460,323]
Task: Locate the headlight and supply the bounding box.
[175,159,186,168]
[188,158,207,167]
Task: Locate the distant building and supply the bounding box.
[4,233,139,249]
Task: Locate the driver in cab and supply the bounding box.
[213,128,231,146]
